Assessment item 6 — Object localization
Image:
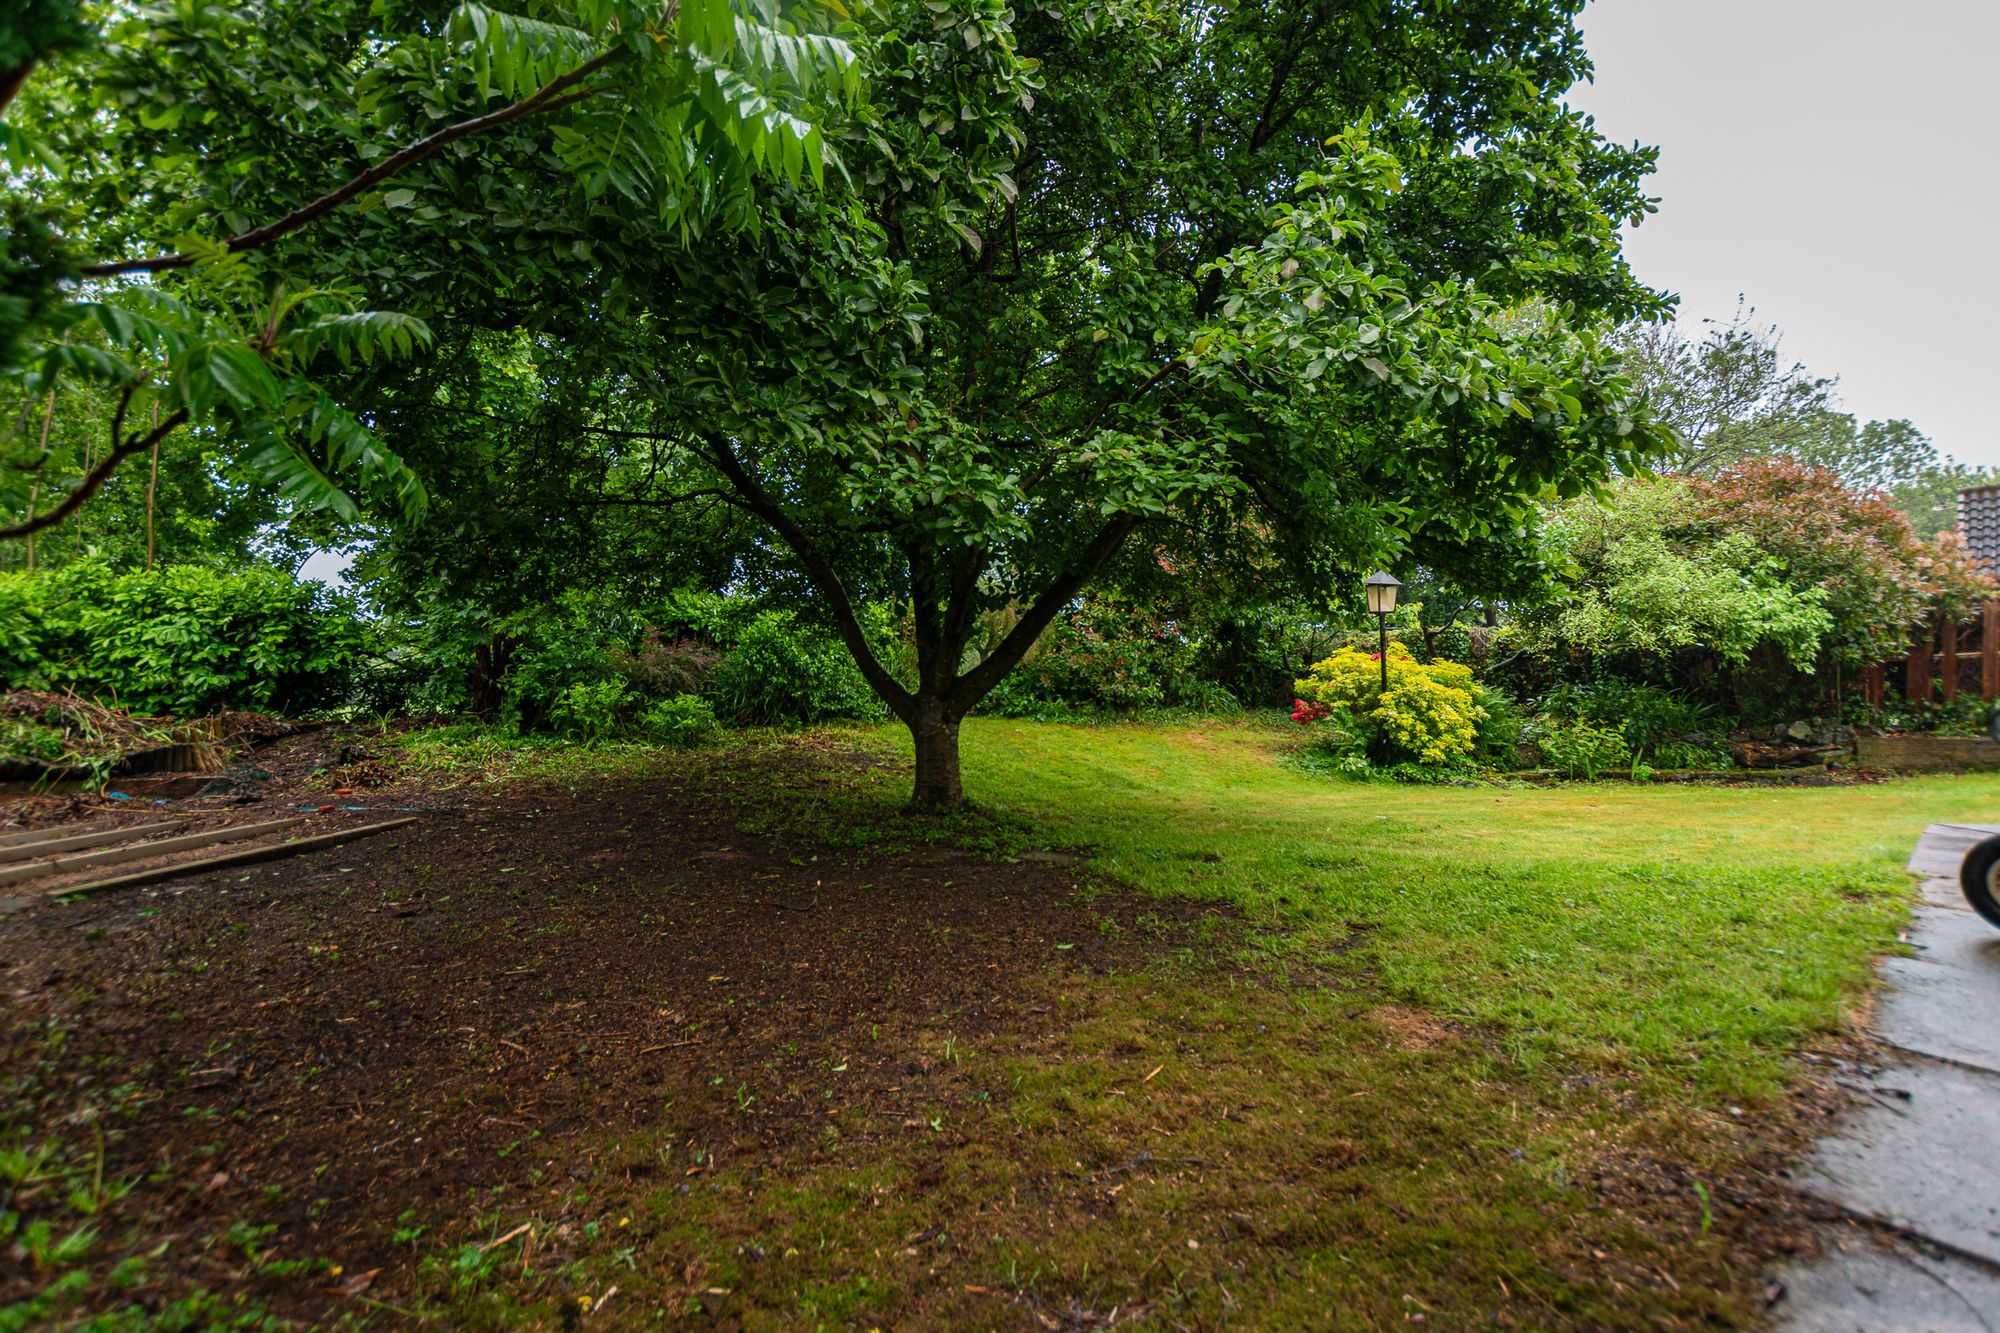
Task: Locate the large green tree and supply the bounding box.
[324,0,1678,804]
[1614,304,1997,537]
[18,1,1677,807]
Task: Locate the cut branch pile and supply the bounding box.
[0,691,234,783]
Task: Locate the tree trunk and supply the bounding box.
[908,696,964,809]
[469,632,517,718]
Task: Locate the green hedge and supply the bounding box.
[0,560,366,715]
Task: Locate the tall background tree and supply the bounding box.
[1615,302,1996,537]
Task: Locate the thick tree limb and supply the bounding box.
[951,514,1138,710]
[701,432,917,720]
[80,46,630,278]
[1248,21,1309,152]
[576,488,743,511]
[938,541,988,669]
[0,63,32,118]
[1081,358,1186,439]
[0,404,188,538]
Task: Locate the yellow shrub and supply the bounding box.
[1294,642,1484,765]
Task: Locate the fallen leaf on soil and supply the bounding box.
[331,1268,379,1297]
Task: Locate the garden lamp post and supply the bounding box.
[1363,571,1401,695]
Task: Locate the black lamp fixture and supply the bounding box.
[1363,571,1401,693]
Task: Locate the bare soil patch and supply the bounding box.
[0,735,1219,1324]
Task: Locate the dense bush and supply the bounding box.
[1471,688,1529,768]
[1514,466,1992,722]
[1537,681,1726,764]
[1689,459,1991,663]
[1520,478,1833,672]
[1528,715,1634,779]
[706,609,886,726]
[611,630,720,698]
[547,678,633,742]
[0,560,365,714]
[982,595,1233,715]
[361,588,892,735]
[642,694,718,746]
[1294,642,1484,766]
[1196,603,1347,708]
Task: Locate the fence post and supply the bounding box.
[1866,663,1885,708]
[1984,599,1999,701]
[1909,624,1934,703]
[1942,617,1960,702]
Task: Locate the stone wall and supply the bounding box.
[1856,734,2000,772]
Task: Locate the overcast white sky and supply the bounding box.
[1568,0,2000,466]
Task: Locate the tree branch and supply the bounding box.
[951,514,1137,709]
[939,541,989,667]
[79,45,631,277]
[1248,10,1317,152]
[0,62,33,118]
[575,488,744,511]
[0,403,188,538]
[700,432,916,720]
[1080,358,1185,438]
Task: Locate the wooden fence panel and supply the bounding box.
[1985,600,1999,701]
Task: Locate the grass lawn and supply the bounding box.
[9,716,2000,1329]
[955,717,1978,1096]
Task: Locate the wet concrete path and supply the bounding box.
[1774,823,2000,1330]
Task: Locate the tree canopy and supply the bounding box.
[8,0,1679,806]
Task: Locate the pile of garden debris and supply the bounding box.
[0,691,232,787]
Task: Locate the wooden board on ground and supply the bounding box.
[46,817,419,899]
[0,820,185,863]
[0,816,305,887]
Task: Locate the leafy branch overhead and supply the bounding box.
[2,279,433,539]
[2,0,860,534]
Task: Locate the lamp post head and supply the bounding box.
[1363,571,1402,616]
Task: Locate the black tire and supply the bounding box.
[1958,833,2000,930]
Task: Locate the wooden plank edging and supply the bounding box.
[0,820,185,864]
[0,817,305,887]
[0,821,139,849]
[45,818,419,898]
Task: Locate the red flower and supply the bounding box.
[1291,699,1329,724]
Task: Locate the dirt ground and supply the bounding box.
[1,726,1889,1330]
[0,732,1225,1326]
